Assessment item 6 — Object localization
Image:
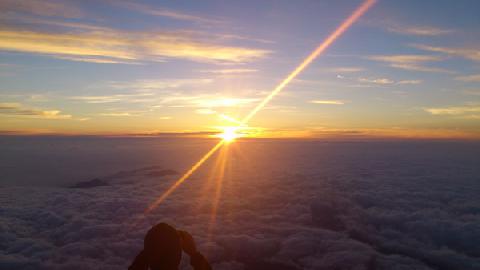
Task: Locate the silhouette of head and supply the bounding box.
[144,223,182,270]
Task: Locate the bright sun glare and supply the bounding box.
[218,127,240,142]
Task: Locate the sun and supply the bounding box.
[218,127,240,142]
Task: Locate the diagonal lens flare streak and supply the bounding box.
[143,140,224,214]
[142,0,376,215]
[241,0,376,124]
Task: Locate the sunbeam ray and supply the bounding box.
[143,140,224,215]
[140,0,376,216]
[207,145,229,239]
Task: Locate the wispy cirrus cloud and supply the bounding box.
[413,44,480,62]
[197,97,258,107]
[367,54,451,73]
[0,102,72,119]
[463,89,480,96]
[424,103,480,119]
[0,1,270,64]
[163,96,259,109]
[0,28,270,64]
[358,77,395,85]
[397,79,422,85]
[112,1,224,25]
[107,78,213,90]
[55,55,140,64]
[356,77,421,85]
[72,77,259,111]
[90,78,260,109]
[99,112,135,117]
[336,74,422,88]
[329,67,364,73]
[388,25,451,36]
[195,108,217,115]
[455,74,480,82]
[0,0,83,18]
[309,100,345,105]
[199,68,258,74]
[0,15,110,31]
[70,93,155,104]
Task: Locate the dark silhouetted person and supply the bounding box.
[129,223,212,270]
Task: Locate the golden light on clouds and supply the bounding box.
[0,29,270,63]
[425,104,480,116]
[310,100,345,105]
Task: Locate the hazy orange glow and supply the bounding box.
[142,0,376,216]
[219,114,245,126]
[217,127,241,142]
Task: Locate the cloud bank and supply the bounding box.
[1,140,479,269]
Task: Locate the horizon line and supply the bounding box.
[1,131,479,141]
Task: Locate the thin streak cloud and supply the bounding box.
[100,112,134,117]
[199,69,258,74]
[455,74,480,82]
[424,103,480,118]
[310,100,345,105]
[329,67,364,73]
[70,93,155,104]
[397,80,422,85]
[112,0,224,25]
[358,77,395,84]
[388,25,452,36]
[367,54,451,73]
[413,44,480,62]
[0,102,72,119]
[107,79,213,90]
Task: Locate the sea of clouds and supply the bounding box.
[1,139,479,269]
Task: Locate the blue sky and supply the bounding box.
[0,0,479,138]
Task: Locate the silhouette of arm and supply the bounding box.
[178,230,212,270]
[128,250,148,270]
[189,251,212,270]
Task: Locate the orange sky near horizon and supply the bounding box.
[1,0,479,139]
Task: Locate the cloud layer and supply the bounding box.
[1,139,479,269]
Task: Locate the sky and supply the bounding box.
[0,0,479,139]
